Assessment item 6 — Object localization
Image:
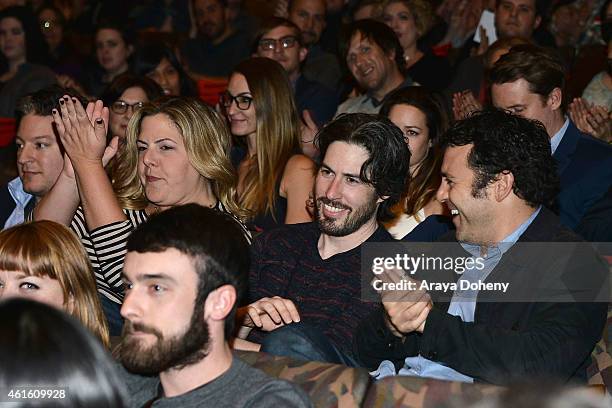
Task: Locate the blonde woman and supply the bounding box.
[224,57,315,232]
[34,96,250,335]
[0,221,110,348]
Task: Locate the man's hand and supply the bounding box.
[377,268,433,337]
[242,296,300,332]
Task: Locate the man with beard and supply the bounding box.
[181,0,251,78]
[235,113,409,365]
[115,204,311,407]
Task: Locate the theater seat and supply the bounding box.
[197,78,228,107]
[0,117,16,148]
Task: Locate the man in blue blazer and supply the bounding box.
[490,44,612,234]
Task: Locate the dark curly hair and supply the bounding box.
[441,109,559,208]
[315,113,410,221]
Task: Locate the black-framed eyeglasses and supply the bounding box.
[258,35,299,51]
[111,101,145,114]
[220,92,253,110]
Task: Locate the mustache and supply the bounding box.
[123,320,163,339]
[317,197,351,211]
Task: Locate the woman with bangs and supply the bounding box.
[34,96,250,335]
[0,220,110,348]
[224,57,315,232]
[379,87,448,239]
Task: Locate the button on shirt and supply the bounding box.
[372,207,542,382]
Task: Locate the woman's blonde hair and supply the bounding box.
[113,96,244,217]
[0,221,110,348]
[385,0,435,38]
[232,57,302,220]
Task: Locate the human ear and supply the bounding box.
[205,285,236,321]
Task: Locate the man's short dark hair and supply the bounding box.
[489,44,567,111]
[442,109,559,208]
[252,17,302,54]
[15,85,87,130]
[315,113,410,221]
[340,19,405,73]
[496,0,546,17]
[126,204,250,337]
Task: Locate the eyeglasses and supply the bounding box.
[111,101,145,114]
[220,92,253,110]
[258,36,298,51]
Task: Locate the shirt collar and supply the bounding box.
[550,117,569,155]
[7,177,33,207]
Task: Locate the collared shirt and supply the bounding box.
[372,207,542,382]
[4,177,34,229]
[550,118,570,155]
[335,76,414,117]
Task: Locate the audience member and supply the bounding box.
[0,85,86,229]
[132,42,198,97]
[354,109,608,384]
[382,0,451,91]
[114,204,312,407]
[0,5,56,117]
[254,17,338,128]
[490,44,612,232]
[78,22,134,98]
[100,73,163,144]
[337,19,412,115]
[352,0,384,21]
[35,96,250,335]
[380,87,448,239]
[36,3,81,78]
[288,0,342,90]
[181,0,251,79]
[225,57,315,231]
[0,220,110,347]
[238,113,408,365]
[0,299,128,407]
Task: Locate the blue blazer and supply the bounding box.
[554,120,612,230]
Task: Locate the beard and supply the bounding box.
[116,304,210,376]
[315,195,378,237]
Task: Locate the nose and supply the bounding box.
[141,147,157,167]
[436,179,449,204]
[120,288,141,320]
[325,176,343,200]
[304,16,314,31]
[0,283,18,300]
[17,144,34,165]
[158,73,170,89]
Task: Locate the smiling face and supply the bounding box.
[136,113,203,209]
[0,270,69,311]
[436,144,495,245]
[225,73,256,137]
[0,17,25,62]
[119,248,209,375]
[346,32,397,96]
[383,1,419,50]
[387,104,430,173]
[495,0,540,40]
[109,86,148,140]
[95,28,132,74]
[146,57,180,96]
[16,114,64,197]
[314,141,381,237]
